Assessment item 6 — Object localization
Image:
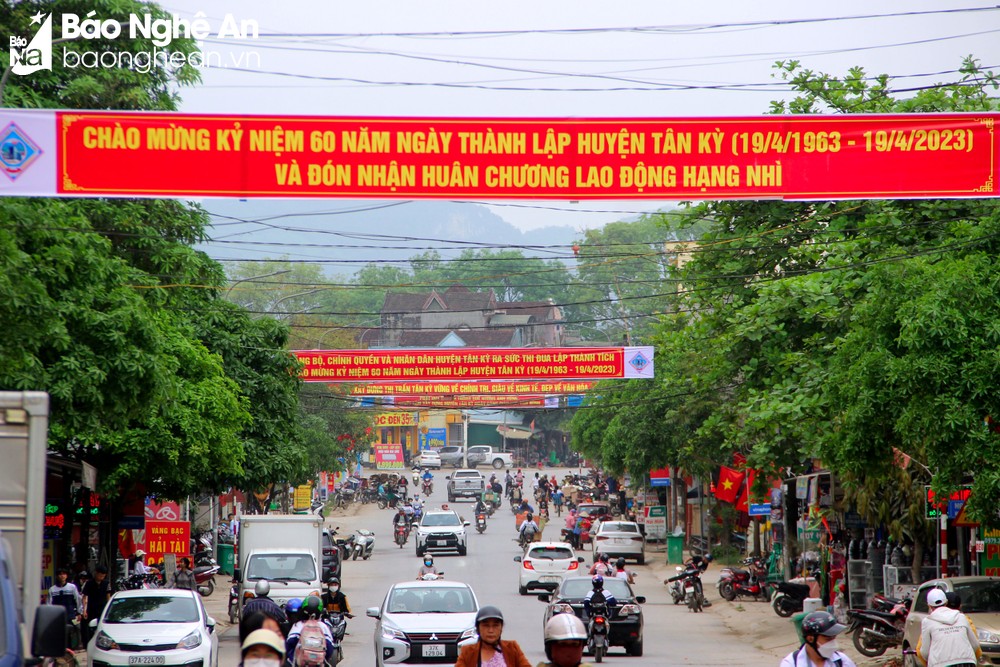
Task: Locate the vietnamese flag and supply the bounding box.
[735,470,757,513]
[715,466,745,503]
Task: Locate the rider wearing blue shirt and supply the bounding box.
[583,575,617,620]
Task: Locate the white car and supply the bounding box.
[415,509,469,556]
[514,541,585,595]
[87,588,219,667]
[417,450,442,469]
[367,580,479,666]
[593,520,646,564]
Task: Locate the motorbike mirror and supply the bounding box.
[366,607,381,619]
[445,475,451,480]
[635,596,646,604]
[514,556,522,562]
[578,557,585,563]
[537,594,550,603]
[233,567,242,581]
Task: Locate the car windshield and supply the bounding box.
[559,578,632,599]
[528,546,574,560]
[600,523,638,533]
[387,586,476,613]
[422,513,461,527]
[246,554,316,581]
[954,581,1000,613]
[105,596,200,623]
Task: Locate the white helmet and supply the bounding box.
[927,589,948,608]
[544,613,587,656]
[254,580,271,597]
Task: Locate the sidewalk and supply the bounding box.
[642,547,899,667]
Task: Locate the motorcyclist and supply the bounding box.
[242,580,289,629]
[321,577,353,617]
[286,595,335,666]
[482,486,498,510]
[517,499,536,515]
[417,555,441,579]
[504,471,514,498]
[397,473,409,501]
[537,613,589,667]
[583,575,617,621]
[780,610,856,667]
[392,507,409,531]
[455,605,532,667]
[474,495,489,517]
[422,468,434,485]
[511,484,524,505]
[683,553,713,607]
[588,553,613,576]
[613,557,635,584]
[518,512,540,546]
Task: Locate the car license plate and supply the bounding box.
[422,644,446,657]
[540,576,561,583]
[433,539,446,545]
[614,538,628,545]
[128,657,166,665]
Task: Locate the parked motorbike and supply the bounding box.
[191,531,216,567]
[772,581,812,617]
[666,567,703,612]
[332,529,356,561]
[352,529,375,560]
[847,597,910,657]
[194,564,219,596]
[394,523,409,548]
[422,479,433,497]
[228,578,240,623]
[587,600,611,662]
[667,566,686,605]
[475,512,487,534]
[718,557,768,602]
[311,498,326,516]
[116,573,161,592]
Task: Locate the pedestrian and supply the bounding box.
[48,567,82,649]
[537,613,588,667]
[81,565,111,646]
[780,610,856,667]
[174,557,197,591]
[917,589,981,667]
[240,628,285,667]
[455,606,531,667]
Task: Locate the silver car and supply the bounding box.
[367,580,479,666]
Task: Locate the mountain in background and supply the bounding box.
[201,199,583,272]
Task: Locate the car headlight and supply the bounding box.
[96,631,119,651]
[618,604,641,615]
[381,623,407,641]
[553,603,574,614]
[460,627,476,641]
[978,629,1000,644]
[177,630,203,650]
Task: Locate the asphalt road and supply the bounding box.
[211,467,783,667]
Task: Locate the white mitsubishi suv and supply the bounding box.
[415,509,469,557]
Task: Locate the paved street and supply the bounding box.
[204,467,811,667]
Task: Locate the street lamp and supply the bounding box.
[225,269,291,297]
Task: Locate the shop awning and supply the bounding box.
[497,425,533,440]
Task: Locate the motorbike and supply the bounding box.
[475,512,487,534]
[394,523,409,548]
[116,573,161,592]
[847,597,910,657]
[422,479,433,497]
[333,530,356,561]
[191,531,216,567]
[772,581,812,617]
[718,557,768,602]
[228,578,240,623]
[325,611,349,664]
[413,471,421,487]
[667,566,687,605]
[587,600,611,662]
[418,572,444,581]
[351,529,375,560]
[310,498,326,516]
[666,567,703,612]
[193,564,219,596]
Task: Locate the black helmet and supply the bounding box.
[327,577,340,586]
[526,513,533,521]
[703,553,714,562]
[599,553,609,563]
[303,595,323,618]
[475,605,504,627]
[616,557,626,568]
[801,611,846,637]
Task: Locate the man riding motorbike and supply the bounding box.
[320,577,353,617]
[583,575,617,621]
[518,512,540,548]
[417,555,442,579]
[538,613,589,667]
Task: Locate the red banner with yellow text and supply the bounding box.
[294,347,654,382]
[0,110,996,200]
[348,380,597,396]
[392,395,548,408]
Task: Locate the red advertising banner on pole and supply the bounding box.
[144,520,191,564]
[0,110,996,200]
[373,444,406,470]
[294,347,654,382]
[348,380,597,396]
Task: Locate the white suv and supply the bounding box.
[415,510,469,557]
[514,542,585,595]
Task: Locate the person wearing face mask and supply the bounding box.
[321,577,353,616]
[780,610,856,667]
[455,606,531,667]
[417,554,441,579]
[917,589,981,667]
[241,628,285,667]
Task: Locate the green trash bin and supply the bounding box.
[218,544,235,576]
[665,534,684,564]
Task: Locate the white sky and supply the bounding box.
[160,0,1000,230]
